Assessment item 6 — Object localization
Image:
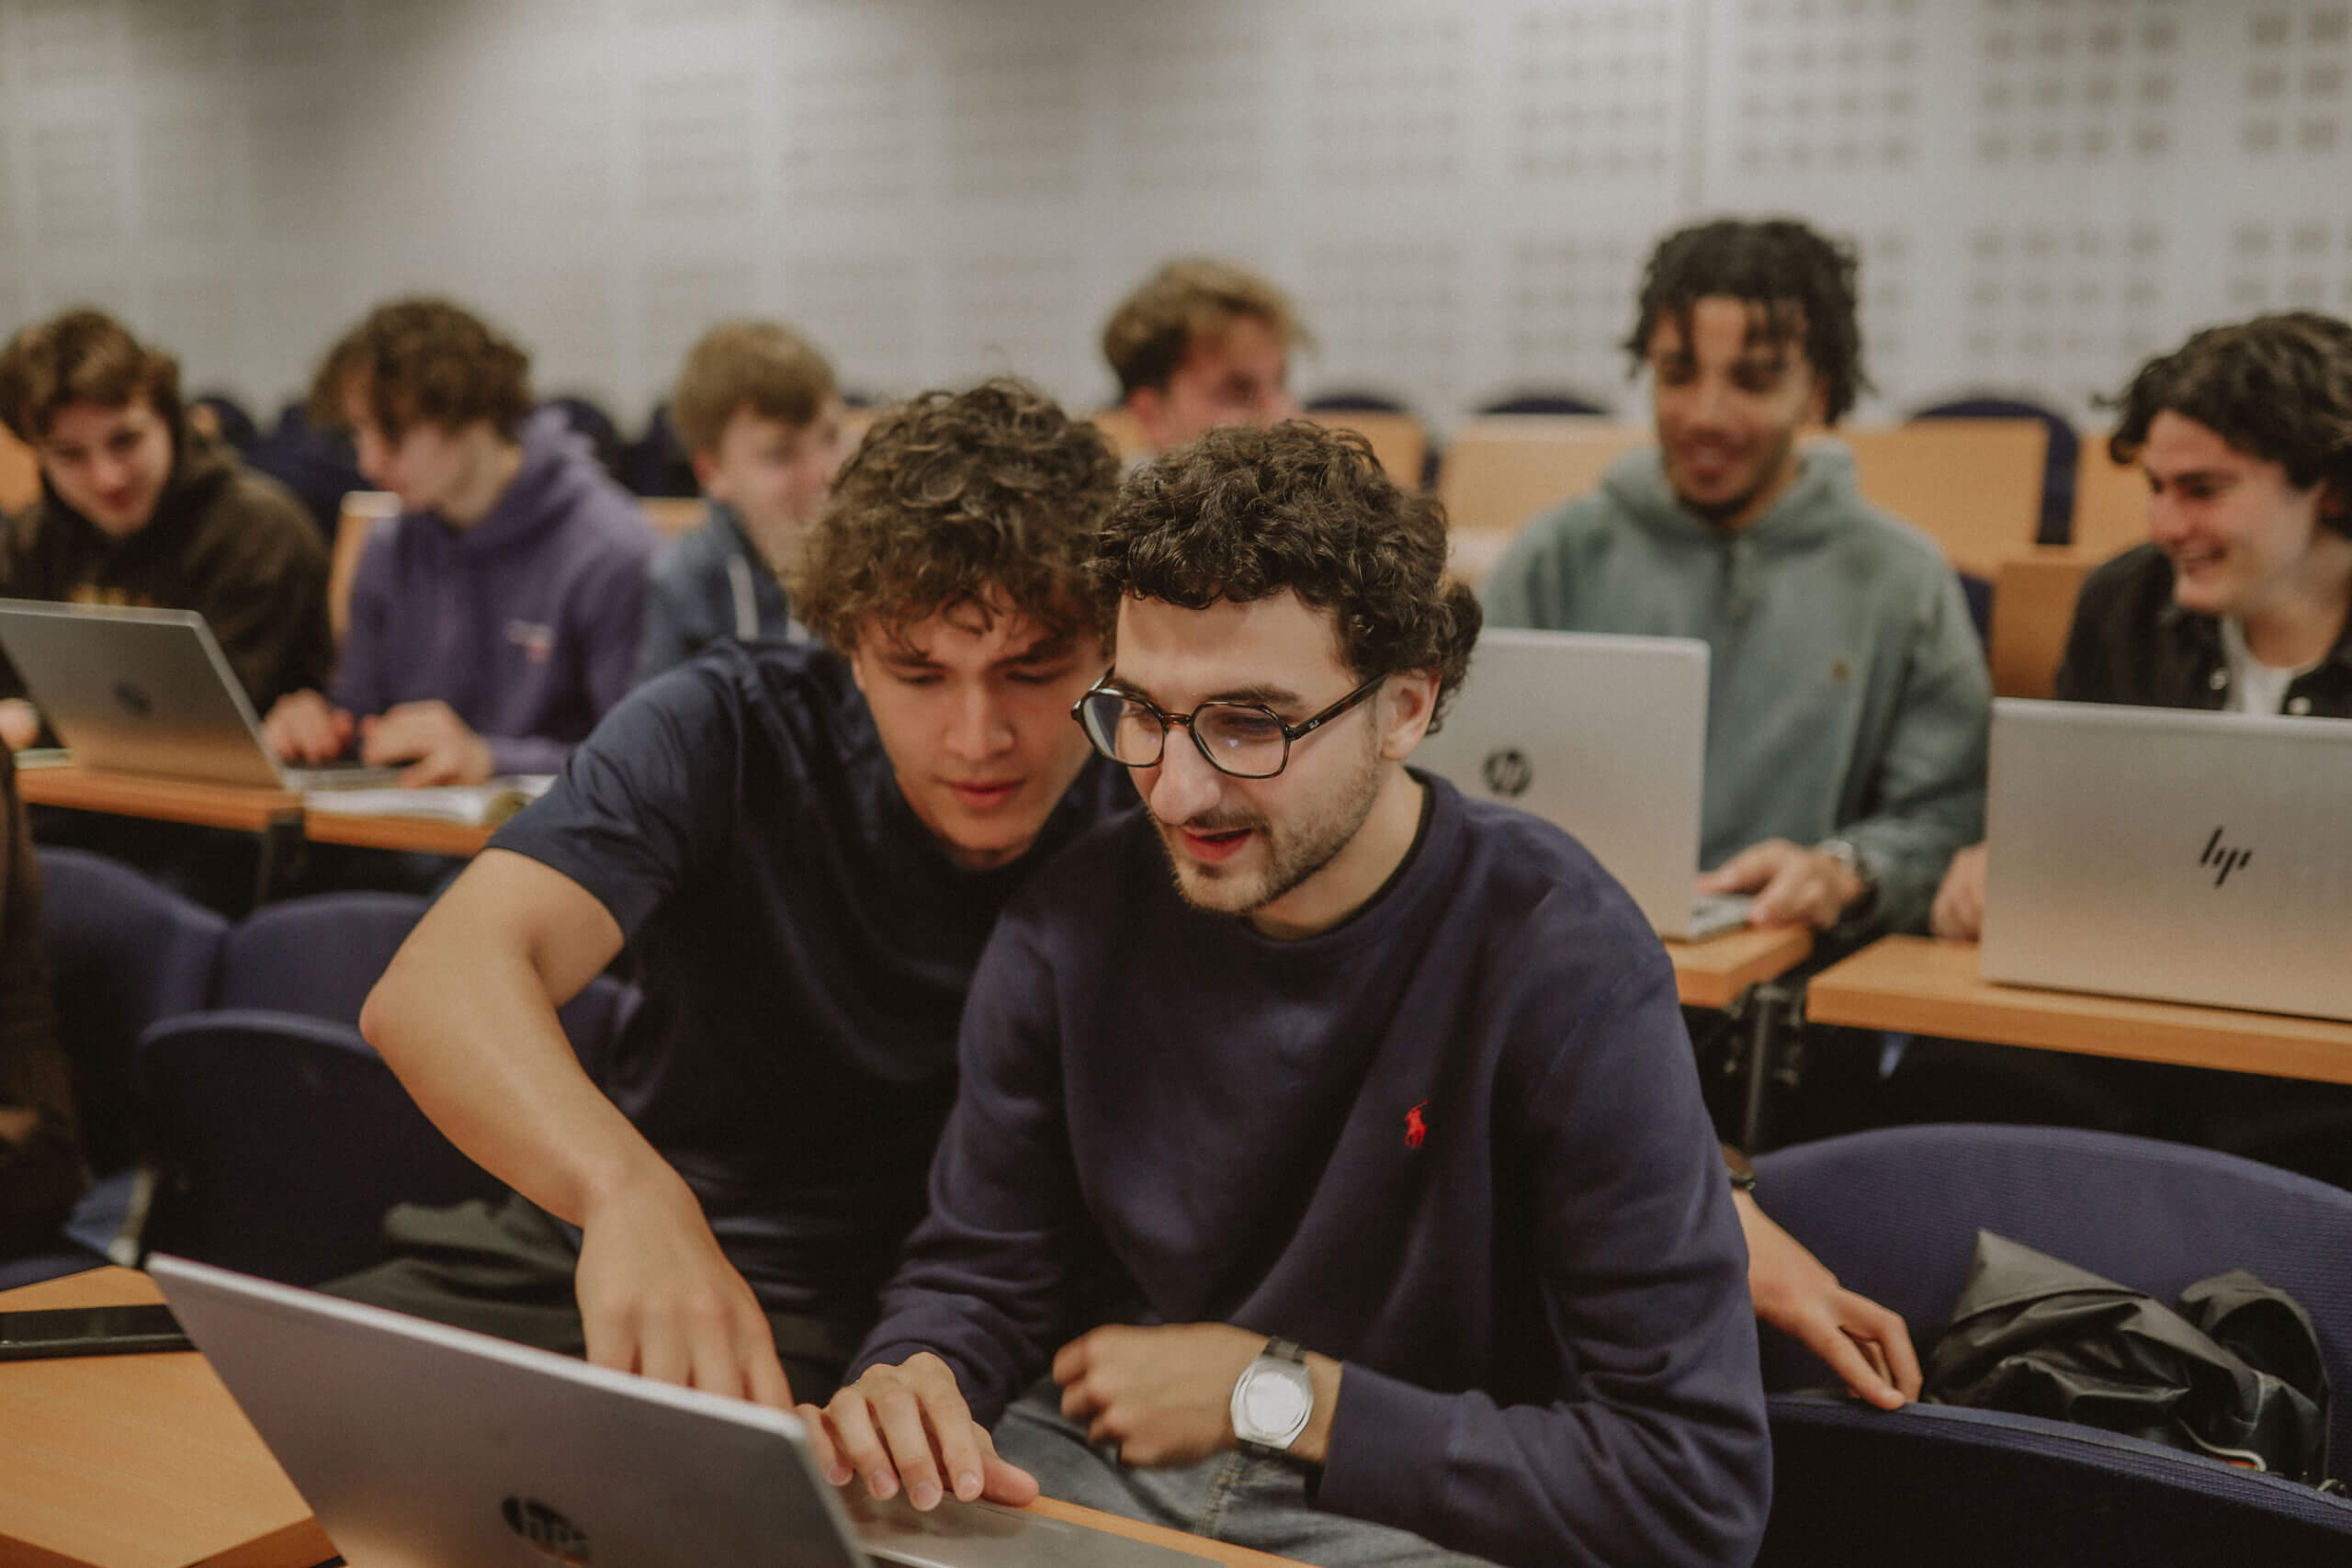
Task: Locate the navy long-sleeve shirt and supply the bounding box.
[854,774,1770,1568]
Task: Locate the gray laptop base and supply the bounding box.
[149,1255,1212,1568]
[1982,699,2352,1022]
[1411,627,1749,940]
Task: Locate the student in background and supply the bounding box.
[262,299,653,785]
[813,423,1769,1568]
[635,321,845,682]
[334,381,1127,1407]
[1102,259,1308,457]
[1932,311,2352,938]
[1481,219,1988,941]
[0,310,331,749]
[0,748,79,1261]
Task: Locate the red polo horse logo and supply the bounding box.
[1405,1100,1430,1150]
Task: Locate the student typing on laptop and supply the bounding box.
[334,382,1131,1405]
[1932,311,2352,942]
[1480,219,1988,940]
[809,423,1770,1568]
[260,300,653,786]
[0,310,331,751]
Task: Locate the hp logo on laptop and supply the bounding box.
[502,1495,592,1566]
[1481,747,1533,799]
[2198,827,2252,888]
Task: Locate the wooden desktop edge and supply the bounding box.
[1668,925,1815,1010]
[1,1269,1311,1568]
[16,765,300,834]
[1805,935,2352,1084]
[299,808,498,859]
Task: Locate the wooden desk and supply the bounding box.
[300,807,497,859]
[0,1269,1304,1568]
[17,765,300,835]
[1668,924,1815,1010]
[1806,936,2352,1084]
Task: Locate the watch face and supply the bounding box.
[1240,1369,1310,1437]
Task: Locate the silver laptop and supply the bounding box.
[1412,627,1750,940]
[1981,699,2352,1021]
[0,600,395,789]
[148,1255,1215,1568]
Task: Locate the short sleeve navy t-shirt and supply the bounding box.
[490,639,1131,1319]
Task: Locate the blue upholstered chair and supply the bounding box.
[1750,1123,2352,1563]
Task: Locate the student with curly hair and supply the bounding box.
[1483,219,1988,942]
[334,380,1131,1408]
[814,421,1769,1568]
[263,299,653,784]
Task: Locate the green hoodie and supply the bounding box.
[1480,441,1988,935]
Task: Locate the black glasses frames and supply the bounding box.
[1070,670,1389,779]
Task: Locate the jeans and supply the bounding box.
[991,1382,1498,1568]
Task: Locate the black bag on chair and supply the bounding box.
[1926,1229,2331,1484]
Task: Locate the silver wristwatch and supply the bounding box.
[1230,1337,1315,1461]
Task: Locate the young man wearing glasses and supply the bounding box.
[808,423,1770,1568]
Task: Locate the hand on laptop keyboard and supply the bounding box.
[806,1352,1040,1513]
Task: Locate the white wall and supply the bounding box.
[1,0,2347,433]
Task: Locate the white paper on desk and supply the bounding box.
[301,774,557,826]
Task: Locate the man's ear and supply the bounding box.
[1378,671,1442,762]
[689,448,722,499]
[1125,388,1168,455]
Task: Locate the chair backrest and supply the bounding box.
[136,1009,501,1284]
[1475,390,1613,417]
[36,849,227,1174]
[329,491,400,644]
[1911,397,2081,546]
[639,496,706,537]
[213,891,638,1068]
[1749,1122,2352,1479]
[1838,419,2050,582]
[1989,548,2097,698]
[213,892,431,1021]
[1435,416,1650,536]
[0,423,40,514]
[2074,430,2150,562]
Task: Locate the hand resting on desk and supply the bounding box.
[1929,842,1988,942]
[1699,839,1866,931]
[261,688,353,764]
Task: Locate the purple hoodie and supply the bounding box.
[334,412,655,775]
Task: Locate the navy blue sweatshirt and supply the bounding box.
[854,774,1770,1568]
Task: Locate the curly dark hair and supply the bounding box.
[1102,258,1314,400]
[0,308,184,443]
[1623,218,1867,423]
[1092,420,1480,729]
[787,378,1121,651]
[2109,311,2352,538]
[307,298,533,440]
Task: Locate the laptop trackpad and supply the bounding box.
[845,1488,1222,1566]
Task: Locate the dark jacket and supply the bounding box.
[2056,543,2352,717]
[0,423,333,711]
[634,502,798,685]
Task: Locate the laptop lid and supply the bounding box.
[1412,627,1713,936]
[0,599,284,788]
[149,1256,1215,1568]
[1981,699,2352,1021]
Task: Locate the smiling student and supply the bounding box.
[0,309,329,748]
[1932,311,2352,938]
[333,380,1128,1408]
[811,421,1768,1568]
[1481,219,1988,941]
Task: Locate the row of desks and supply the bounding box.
[19,763,500,858]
